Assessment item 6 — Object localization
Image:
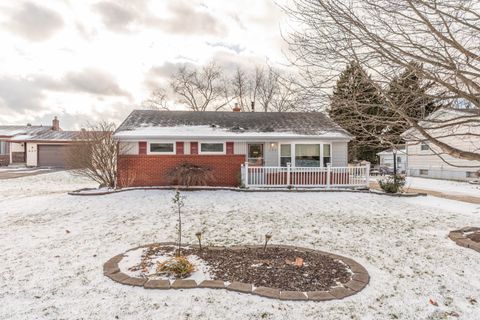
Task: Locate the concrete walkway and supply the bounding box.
[0,168,56,180]
[369,181,480,205]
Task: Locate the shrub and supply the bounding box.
[379,174,406,193]
[167,162,215,187]
[156,256,195,278]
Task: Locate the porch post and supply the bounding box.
[244,161,249,188]
[326,163,331,189]
[365,162,371,188]
[286,162,291,187]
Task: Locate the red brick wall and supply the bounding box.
[117,154,246,187]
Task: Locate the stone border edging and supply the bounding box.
[70,186,424,198]
[103,243,370,302]
[449,227,480,253]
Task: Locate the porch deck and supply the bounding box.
[242,163,370,189]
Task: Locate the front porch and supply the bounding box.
[242,163,370,189]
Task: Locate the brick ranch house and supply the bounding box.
[0,117,81,168]
[114,110,364,188]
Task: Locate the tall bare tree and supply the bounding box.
[142,88,170,110]
[171,62,232,111]
[285,0,480,162]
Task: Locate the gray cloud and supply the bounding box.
[0,69,130,117]
[6,2,63,41]
[159,1,226,36]
[62,69,130,97]
[92,0,225,36]
[0,77,45,114]
[93,1,136,32]
[33,103,135,130]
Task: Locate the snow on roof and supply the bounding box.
[115,125,350,140]
[115,110,352,140]
[0,125,47,137]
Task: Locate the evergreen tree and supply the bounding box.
[329,61,386,163]
[386,62,438,144]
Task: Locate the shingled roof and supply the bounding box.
[9,130,81,142]
[0,125,49,137]
[115,110,351,140]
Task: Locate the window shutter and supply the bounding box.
[190,142,198,155]
[226,142,234,155]
[139,141,147,155]
[176,142,184,155]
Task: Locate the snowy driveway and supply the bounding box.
[1,172,480,319]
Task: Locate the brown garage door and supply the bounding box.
[38,145,69,168]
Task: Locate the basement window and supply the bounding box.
[200,143,224,153]
[419,169,429,176]
[150,143,174,153]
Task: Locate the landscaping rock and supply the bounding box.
[171,279,197,289]
[103,262,119,275]
[345,280,366,292]
[122,277,147,287]
[227,281,252,293]
[329,287,355,299]
[198,280,225,289]
[306,291,336,301]
[352,272,370,284]
[107,272,130,283]
[253,287,281,299]
[280,291,308,301]
[144,279,170,289]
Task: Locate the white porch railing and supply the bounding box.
[241,162,370,189]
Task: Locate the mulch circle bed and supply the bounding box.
[449,227,480,253]
[103,243,370,301]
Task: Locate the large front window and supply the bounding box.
[150,143,174,153]
[295,144,320,167]
[200,143,224,153]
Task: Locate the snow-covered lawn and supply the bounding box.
[404,177,480,197]
[1,172,480,319]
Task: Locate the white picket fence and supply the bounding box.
[242,162,370,188]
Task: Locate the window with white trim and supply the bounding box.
[200,143,224,153]
[323,144,331,166]
[280,144,291,167]
[150,143,174,153]
[295,144,320,167]
[420,142,429,151]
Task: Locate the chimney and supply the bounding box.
[232,103,241,112]
[52,116,60,131]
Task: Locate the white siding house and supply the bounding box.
[402,109,480,181]
[377,146,407,173]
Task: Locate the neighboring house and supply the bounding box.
[376,145,407,173]
[0,117,81,168]
[114,110,353,187]
[402,108,480,181]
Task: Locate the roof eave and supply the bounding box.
[114,133,352,142]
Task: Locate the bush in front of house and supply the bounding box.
[379,174,406,193]
[167,162,215,187]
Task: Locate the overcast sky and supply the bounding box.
[0,0,290,129]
